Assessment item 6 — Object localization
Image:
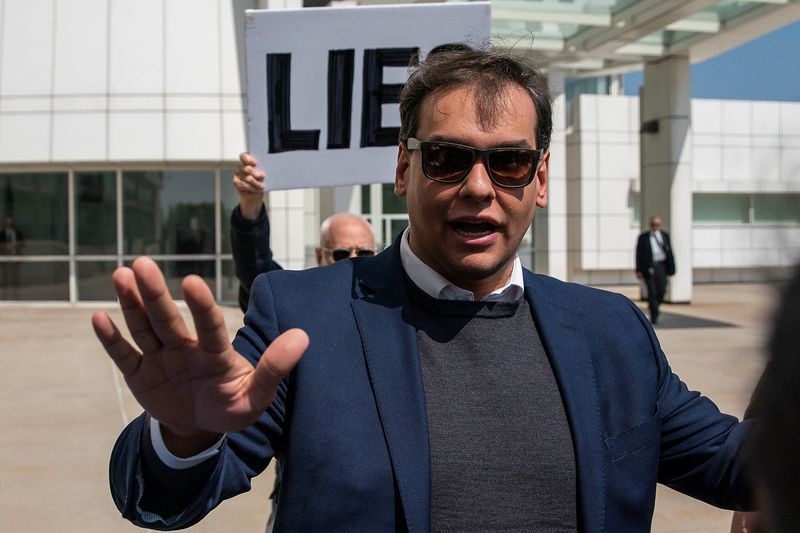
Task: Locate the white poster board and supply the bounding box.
[245,3,490,190]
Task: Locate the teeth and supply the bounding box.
[455,228,492,237]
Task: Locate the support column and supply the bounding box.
[533,69,568,280]
[639,55,693,303]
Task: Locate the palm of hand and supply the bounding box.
[93,256,307,442]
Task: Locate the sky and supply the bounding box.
[624,20,800,101]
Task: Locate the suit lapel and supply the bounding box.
[524,272,606,532]
[351,244,431,532]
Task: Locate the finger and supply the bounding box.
[92,311,143,377]
[131,257,193,350]
[247,329,309,410]
[239,151,257,167]
[182,275,230,353]
[243,172,265,190]
[112,266,162,354]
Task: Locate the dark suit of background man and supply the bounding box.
[636,216,676,324]
[93,46,755,532]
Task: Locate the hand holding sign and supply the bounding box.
[233,152,266,220]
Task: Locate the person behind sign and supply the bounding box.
[94,46,755,531]
[635,215,676,324]
[230,152,377,312]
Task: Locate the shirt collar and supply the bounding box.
[399,227,524,303]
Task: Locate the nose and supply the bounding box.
[458,156,495,201]
[348,248,359,258]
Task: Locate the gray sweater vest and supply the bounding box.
[408,284,577,532]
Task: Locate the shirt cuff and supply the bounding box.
[149,417,225,470]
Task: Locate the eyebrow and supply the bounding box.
[425,135,534,149]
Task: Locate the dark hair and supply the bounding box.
[750,265,800,531]
[399,46,553,152]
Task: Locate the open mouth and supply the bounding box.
[450,220,497,238]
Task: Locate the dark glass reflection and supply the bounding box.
[0,173,68,255]
[76,172,117,254]
[123,171,215,255]
[0,261,68,301]
[77,261,118,300]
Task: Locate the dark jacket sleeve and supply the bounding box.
[108,275,290,530]
[230,204,282,312]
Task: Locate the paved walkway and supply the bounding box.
[0,283,778,532]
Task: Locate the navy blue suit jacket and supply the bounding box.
[109,242,753,531]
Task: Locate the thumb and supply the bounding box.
[247,328,309,411]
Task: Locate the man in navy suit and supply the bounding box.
[636,216,676,324]
[93,47,754,531]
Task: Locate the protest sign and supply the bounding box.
[245,3,490,190]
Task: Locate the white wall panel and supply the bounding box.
[693,145,722,181]
[1,0,54,95]
[751,147,781,181]
[693,227,722,249]
[52,113,105,160]
[0,113,50,161]
[108,112,163,160]
[596,95,629,132]
[165,0,219,94]
[165,112,221,160]
[722,146,752,181]
[598,143,637,179]
[752,101,781,136]
[220,0,244,95]
[109,0,163,93]
[781,102,800,136]
[578,94,597,131]
[720,227,753,249]
[222,110,247,160]
[691,99,721,134]
[53,0,107,94]
[782,146,800,180]
[720,100,751,135]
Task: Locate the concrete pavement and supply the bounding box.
[0,282,779,532]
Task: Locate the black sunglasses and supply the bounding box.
[323,247,376,262]
[406,137,542,189]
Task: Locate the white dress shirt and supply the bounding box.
[649,230,667,263]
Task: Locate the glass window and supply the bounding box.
[124,259,215,300]
[221,170,240,255]
[361,185,371,213]
[753,194,800,224]
[382,183,406,214]
[123,170,215,255]
[0,260,68,300]
[77,261,118,301]
[693,194,750,224]
[0,173,68,255]
[76,171,117,254]
[389,218,409,245]
[221,259,240,307]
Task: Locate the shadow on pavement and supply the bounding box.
[653,311,737,329]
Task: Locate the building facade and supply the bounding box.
[1,0,798,303]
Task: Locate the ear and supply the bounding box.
[394,142,410,197]
[315,247,323,266]
[534,150,549,209]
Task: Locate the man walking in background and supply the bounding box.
[636,215,676,324]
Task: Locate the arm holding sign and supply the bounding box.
[92,257,307,528]
[231,152,283,312]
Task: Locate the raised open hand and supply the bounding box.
[92,257,307,454]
